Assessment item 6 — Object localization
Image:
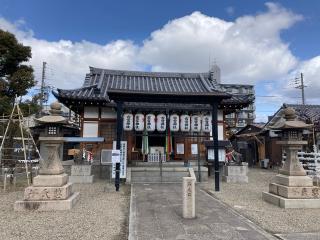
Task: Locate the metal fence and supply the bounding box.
[147,153,166,163]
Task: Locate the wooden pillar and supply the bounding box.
[212,102,220,191]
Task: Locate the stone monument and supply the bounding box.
[182,168,196,218]
[262,107,320,208]
[69,164,94,183]
[222,162,248,183]
[14,102,80,211]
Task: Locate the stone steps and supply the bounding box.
[129,166,208,183]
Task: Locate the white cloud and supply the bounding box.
[139,3,302,84]
[2,2,320,122]
[276,56,320,105]
[0,17,139,89]
[0,2,303,88]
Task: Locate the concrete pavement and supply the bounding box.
[129,183,276,240]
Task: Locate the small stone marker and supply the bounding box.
[69,165,94,183]
[222,163,248,183]
[182,168,196,219]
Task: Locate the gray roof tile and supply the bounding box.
[54,67,254,107]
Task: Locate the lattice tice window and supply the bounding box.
[100,123,116,142]
[48,126,57,135]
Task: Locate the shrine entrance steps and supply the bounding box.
[128,161,208,183]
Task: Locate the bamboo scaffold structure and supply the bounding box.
[0,97,42,186]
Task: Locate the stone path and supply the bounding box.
[275,233,320,240]
[129,183,276,240]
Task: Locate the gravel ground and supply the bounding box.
[0,180,130,240]
[200,167,320,234]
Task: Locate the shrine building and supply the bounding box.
[53,65,254,173]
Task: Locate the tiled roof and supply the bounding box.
[287,104,320,122]
[53,67,254,108]
[265,104,320,130]
[55,67,230,101]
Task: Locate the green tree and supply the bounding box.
[0,29,37,116]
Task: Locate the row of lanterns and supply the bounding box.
[123,113,212,132]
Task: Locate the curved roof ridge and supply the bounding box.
[89,66,208,78]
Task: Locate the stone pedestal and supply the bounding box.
[222,163,248,183]
[262,174,320,208]
[69,165,94,183]
[14,140,79,211]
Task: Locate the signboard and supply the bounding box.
[191,115,201,132]
[111,141,127,178]
[208,149,225,162]
[111,150,120,163]
[191,144,198,155]
[176,143,184,154]
[146,114,156,131]
[134,113,144,131]
[180,114,190,132]
[119,141,127,178]
[123,113,133,131]
[202,115,212,133]
[156,114,166,132]
[170,114,179,132]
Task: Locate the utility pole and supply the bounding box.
[295,72,306,105]
[40,62,47,116]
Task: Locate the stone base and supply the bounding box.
[33,173,68,187]
[269,183,320,199]
[222,165,248,183]
[14,192,80,211]
[69,175,94,184]
[224,165,248,175]
[222,175,248,183]
[71,165,92,176]
[274,174,313,187]
[24,183,73,200]
[262,192,320,208]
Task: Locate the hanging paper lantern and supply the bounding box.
[156,114,166,132]
[170,114,179,132]
[180,114,190,132]
[146,113,156,131]
[123,113,133,131]
[134,113,144,131]
[191,115,201,132]
[202,115,212,133]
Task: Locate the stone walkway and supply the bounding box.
[129,183,275,240]
[275,233,320,240]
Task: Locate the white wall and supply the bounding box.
[101,107,117,119]
[83,121,98,137]
[218,125,224,140]
[84,107,99,118]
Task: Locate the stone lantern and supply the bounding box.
[14,102,80,211]
[262,107,320,208]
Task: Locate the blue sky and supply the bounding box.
[1,0,320,121]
